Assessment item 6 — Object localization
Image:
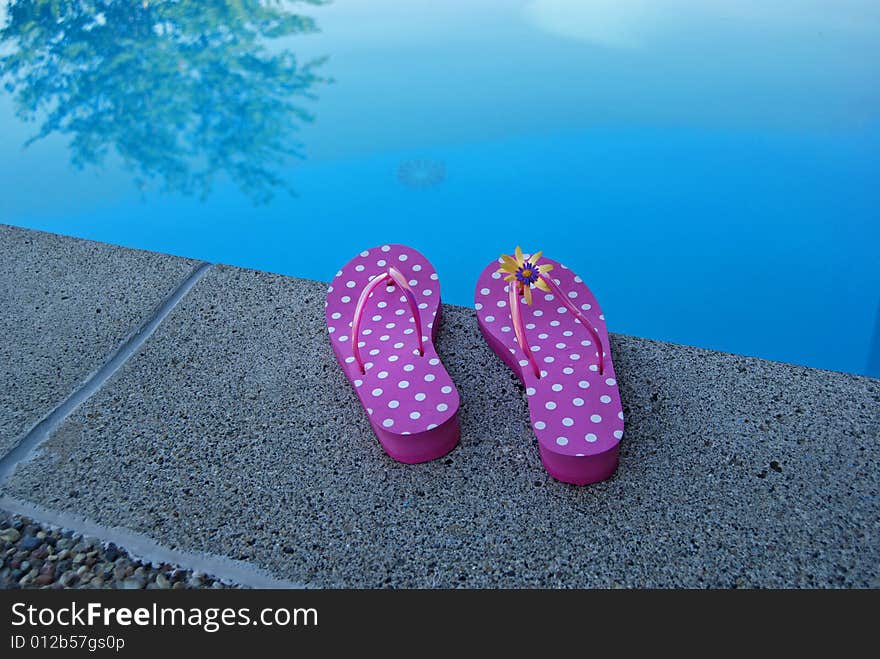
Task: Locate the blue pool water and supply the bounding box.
[1,1,878,376]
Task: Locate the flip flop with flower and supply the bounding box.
[497,246,555,305]
[478,246,623,485]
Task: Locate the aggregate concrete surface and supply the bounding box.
[2,242,876,588]
[0,224,201,455]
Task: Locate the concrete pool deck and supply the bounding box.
[1,224,878,588]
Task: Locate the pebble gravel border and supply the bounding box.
[1,511,241,589]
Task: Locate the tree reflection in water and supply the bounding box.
[0,0,328,203]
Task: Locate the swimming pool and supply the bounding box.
[1,1,878,376]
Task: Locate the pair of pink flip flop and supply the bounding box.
[325,244,624,485]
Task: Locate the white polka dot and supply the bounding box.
[535,421,546,430]
[600,395,612,403]
[381,245,391,252]
[335,270,343,278]
[581,303,591,311]
[551,383,563,392]
[491,272,501,279]
[589,364,599,372]
[618,411,624,420]
[360,250,370,257]
[585,433,597,443]
[354,379,363,387]
[415,392,426,401]
[436,403,448,412]
[544,294,554,301]
[331,312,341,319]
[364,362,374,370]
[423,289,432,296]
[556,307,566,314]
[388,400,400,409]
[599,314,605,320]
[371,388,383,397]
[338,335,348,341]
[341,296,351,303]
[555,342,566,349]
[606,378,617,386]
[538,333,549,340]
[398,380,410,389]
[346,281,356,288]
[367,408,373,415]
[345,356,355,363]
[563,367,574,375]
[441,386,453,394]
[556,437,569,446]
[614,430,624,439]
[590,414,602,423]
[410,411,421,420]
[570,353,581,360]
[533,310,543,317]
[530,345,541,352]
[501,326,511,333]
[429,358,440,365]
[486,316,495,322]
[389,355,399,362]
[369,349,380,356]
[363,329,372,335]
[573,397,584,406]
[562,417,574,427]
[526,323,536,330]
[355,264,364,272]
[544,356,554,363]
[328,327,336,334]
[424,374,435,382]
[377,259,386,267]
[404,328,414,334]
[409,279,418,286]
[378,371,390,380]
[480,288,490,295]
[398,254,408,261]
[581,340,592,347]
[412,264,422,272]
[475,303,483,310]
[518,359,529,367]
[430,273,439,280]
[497,300,506,308]
[426,423,438,430]
[380,335,390,342]
[526,387,536,396]
[404,364,414,372]
[545,401,557,410]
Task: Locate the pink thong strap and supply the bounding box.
[508,273,604,379]
[351,266,424,374]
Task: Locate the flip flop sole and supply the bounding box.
[326,244,460,463]
[475,256,624,485]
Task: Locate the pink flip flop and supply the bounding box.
[475,247,624,485]
[325,244,460,463]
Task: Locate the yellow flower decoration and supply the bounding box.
[497,246,555,305]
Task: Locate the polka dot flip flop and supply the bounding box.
[475,247,624,485]
[325,245,461,463]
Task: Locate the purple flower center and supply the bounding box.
[515,262,539,286]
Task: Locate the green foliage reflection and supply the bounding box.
[1,0,328,203]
